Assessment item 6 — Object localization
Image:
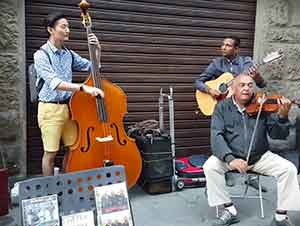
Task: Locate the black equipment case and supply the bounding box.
[135,134,173,194]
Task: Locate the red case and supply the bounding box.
[175,155,207,188]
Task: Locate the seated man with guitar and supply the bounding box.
[203,73,300,226]
[195,36,269,190]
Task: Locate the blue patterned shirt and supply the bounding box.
[33,41,91,102]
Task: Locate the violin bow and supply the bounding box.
[246,93,266,164]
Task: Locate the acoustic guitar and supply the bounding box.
[195,51,283,116]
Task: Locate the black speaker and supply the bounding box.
[135,134,173,181]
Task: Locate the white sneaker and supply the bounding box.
[10,182,19,205]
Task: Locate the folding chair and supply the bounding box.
[215,170,267,218]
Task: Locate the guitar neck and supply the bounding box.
[252,58,265,67]
[225,59,264,86]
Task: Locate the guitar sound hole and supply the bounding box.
[219,83,228,94]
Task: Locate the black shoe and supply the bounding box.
[245,175,268,192]
[212,209,240,226]
[270,217,295,226]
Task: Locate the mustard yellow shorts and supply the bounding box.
[37,102,78,152]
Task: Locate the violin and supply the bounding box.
[245,93,300,116]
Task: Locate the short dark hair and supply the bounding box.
[224,36,240,48]
[44,12,67,35]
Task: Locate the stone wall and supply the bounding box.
[0,0,26,175]
[255,0,300,171]
[254,0,300,122]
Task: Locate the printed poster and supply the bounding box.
[22,194,59,226]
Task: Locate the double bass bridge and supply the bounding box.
[96,135,113,143]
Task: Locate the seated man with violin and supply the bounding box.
[34,12,104,176]
[194,36,267,190]
[203,73,300,226]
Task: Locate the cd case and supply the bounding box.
[94,182,134,226]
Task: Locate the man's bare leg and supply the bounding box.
[42,151,57,176]
[62,147,69,173]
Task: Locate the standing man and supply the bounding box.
[203,73,300,226]
[194,36,267,190]
[34,12,104,176]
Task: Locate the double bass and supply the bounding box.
[65,0,142,188]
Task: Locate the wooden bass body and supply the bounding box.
[65,76,142,188]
